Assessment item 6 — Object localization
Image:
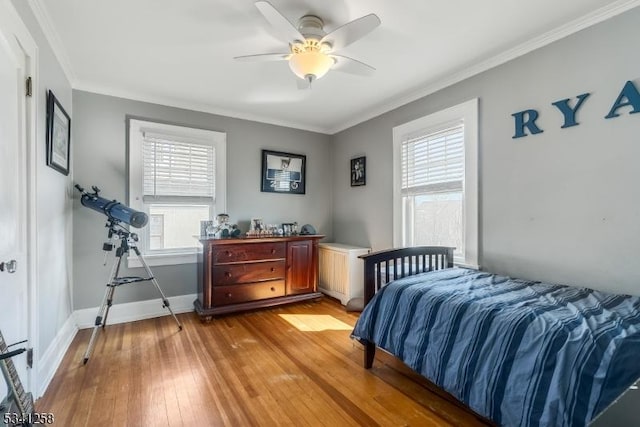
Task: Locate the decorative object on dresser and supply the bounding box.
[247,219,286,237]
[318,243,370,306]
[281,222,298,236]
[205,213,241,238]
[200,220,215,237]
[299,224,316,235]
[195,235,324,319]
[247,218,264,236]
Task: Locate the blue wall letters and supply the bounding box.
[512,80,640,138]
[605,80,640,119]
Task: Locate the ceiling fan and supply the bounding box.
[235,1,381,88]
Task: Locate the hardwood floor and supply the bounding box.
[37,298,490,426]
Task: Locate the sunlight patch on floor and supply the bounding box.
[278,314,353,331]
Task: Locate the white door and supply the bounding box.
[0,1,32,395]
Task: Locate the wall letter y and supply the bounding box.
[551,93,590,128]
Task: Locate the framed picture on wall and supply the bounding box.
[46,90,71,175]
[261,150,306,194]
[351,156,366,186]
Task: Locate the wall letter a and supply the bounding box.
[605,80,640,119]
[551,93,590,128]
[512,109,543,139]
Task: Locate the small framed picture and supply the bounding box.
[200,220,215,237]
[261,150,306,195]
[46,90,71,175]
[250,218,264,232]
[351,156,366,187]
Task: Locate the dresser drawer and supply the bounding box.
[212,280,285,306]
[213,261,285,285]
[213,243,286,264]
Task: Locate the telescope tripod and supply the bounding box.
[83,221,182,364]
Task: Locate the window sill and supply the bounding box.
[127,250,198,268]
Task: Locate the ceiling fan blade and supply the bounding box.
[234,53,290,62]
[331,55,375,76]
[255,1,305,44]
[321,14,381,51]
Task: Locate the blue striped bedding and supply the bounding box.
[351,268,640,427]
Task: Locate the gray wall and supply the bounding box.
[332,8,640,295]
[72,91,333,309]
[11,1,74,363]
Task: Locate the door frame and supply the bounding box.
[0,0,39,395]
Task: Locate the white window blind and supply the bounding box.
[142,132,215,203]
[393,99,478,268]
[401,124,464,195]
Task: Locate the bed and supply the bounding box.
[351,246,640,427]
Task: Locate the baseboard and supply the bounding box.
[37,314,78,398]
[35,294,196,397]
[73,293,197,329]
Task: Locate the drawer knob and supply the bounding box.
[270,267,275,272]
[271,249,276,254]
[226,251,232,257]
[224,272,232,277]
[270,287,276,292]
[226,292,232,298]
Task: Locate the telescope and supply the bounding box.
[75,184,148,228]
[75,184,182,364]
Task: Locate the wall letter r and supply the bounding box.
[512,109,543,139]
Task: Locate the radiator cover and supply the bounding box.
[318,243,370,305]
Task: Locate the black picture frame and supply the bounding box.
[46,90,71,175]
[261,149,306,194]
[351,156,366,186]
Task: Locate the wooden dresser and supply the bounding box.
[195,235,324,319]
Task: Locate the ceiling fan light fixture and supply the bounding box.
[288,51,334,81]
[238,2,381,85]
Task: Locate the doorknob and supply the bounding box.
[0,260,17,274]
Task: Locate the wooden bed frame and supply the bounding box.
[355,247,636,426]
[358,246,455,369]
[356,246,496,425]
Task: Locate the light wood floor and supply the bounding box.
[37,298,489,426]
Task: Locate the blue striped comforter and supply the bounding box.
[351,268,640,427]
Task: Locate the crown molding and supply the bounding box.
[25,0,328,133]
[73,80,331,134]
[24,0,640,136]
[328,0,640,134]
[27,0,76,85]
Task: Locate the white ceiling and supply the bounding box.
[33,0,638,134]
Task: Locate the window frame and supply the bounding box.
[128,118,227,267]
[149,213,165,249]
[392,99,479,269]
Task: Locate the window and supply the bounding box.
[128,119,226,266]
[393,99,478,268]
[149,213,164,249]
